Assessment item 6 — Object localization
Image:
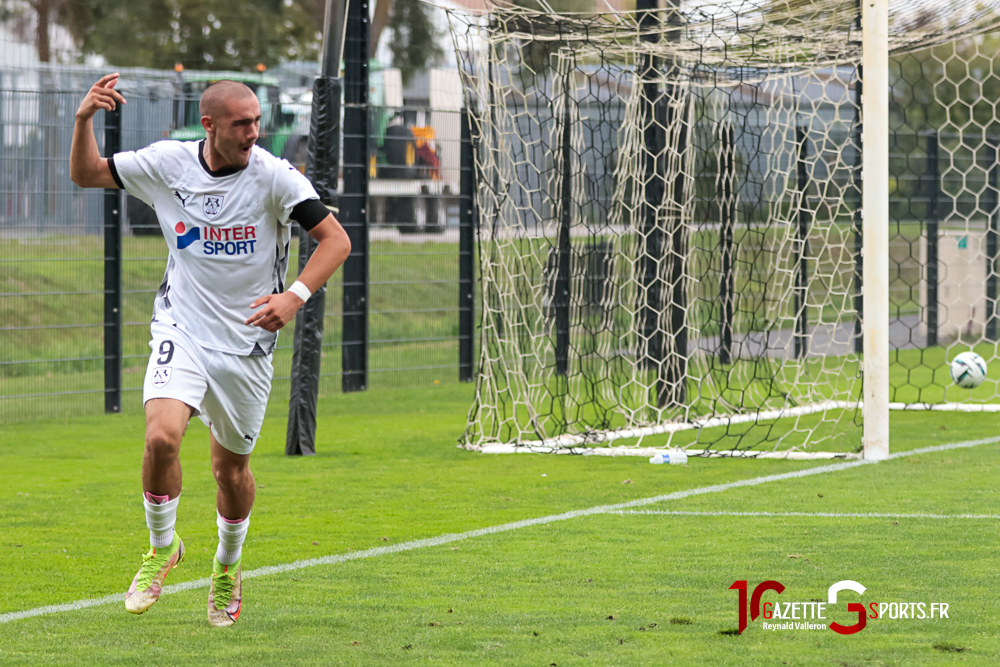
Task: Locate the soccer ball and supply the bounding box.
[950,351,988,389]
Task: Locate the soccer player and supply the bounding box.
[70,74,350,627]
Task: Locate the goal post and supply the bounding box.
[862,0,890,461]
[447,1,1000,459]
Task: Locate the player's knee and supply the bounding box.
[212,462,250,490]
[144,425,182,458]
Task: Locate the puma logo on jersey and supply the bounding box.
[174,191,192,206]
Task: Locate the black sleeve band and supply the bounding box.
[107,155,124,189]
[290,198,329,231]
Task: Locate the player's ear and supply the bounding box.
[201,115,213,134]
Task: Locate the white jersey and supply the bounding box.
[112,140,318,355]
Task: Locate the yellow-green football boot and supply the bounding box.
[124,533,184,614]
[207,557,242,627]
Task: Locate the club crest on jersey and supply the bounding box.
[151,367,171,388]
[203,194,225,219]
[175,221,200,249]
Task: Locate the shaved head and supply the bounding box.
[199,80,261,171]
[200,80,257,119]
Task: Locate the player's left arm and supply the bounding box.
[244,213,351,332]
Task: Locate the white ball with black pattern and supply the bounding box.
[950,351,988,389]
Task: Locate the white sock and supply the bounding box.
[216,511,250,564]
[143,492,180,549]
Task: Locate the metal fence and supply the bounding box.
[9,60,998,424]
[0,66,477,423]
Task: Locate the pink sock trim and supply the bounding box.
[144,492,170,505]
[221,516,244,525]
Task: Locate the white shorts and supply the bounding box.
[143,321,273,455]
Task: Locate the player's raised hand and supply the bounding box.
[76,74,126,121]
[244,292,306,332]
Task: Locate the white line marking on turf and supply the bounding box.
[612,510,1000,520]
[2,435,998,624]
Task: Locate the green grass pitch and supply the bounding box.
[2,383,1000,665]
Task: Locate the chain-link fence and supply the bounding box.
[0,66,475,423]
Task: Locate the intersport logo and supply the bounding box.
[174,222,257,255]
[730,580,951,635]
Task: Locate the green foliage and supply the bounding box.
[508,0,598,84]
[887,35,1000,224]
[513,0,594,11]
[387,0,443,86]
[55,0,323,69]
[890,35,1000,136]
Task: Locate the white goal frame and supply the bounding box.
[862,0,890,461]
[448,0,1000,461]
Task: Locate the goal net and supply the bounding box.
[447,1,1000,457]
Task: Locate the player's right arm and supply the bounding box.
[70,74,127,189]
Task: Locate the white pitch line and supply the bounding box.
[2,435,998,624]
[612,510,1000,520]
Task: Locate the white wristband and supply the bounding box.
[287,280,312,303]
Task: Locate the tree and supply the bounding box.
[387,0,443,85]
[1,0,68,62]
[371,0,391,59]
[513,0,596,10]
[9,0,325,69]
[507,0,600,86]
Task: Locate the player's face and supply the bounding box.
[212,96,261,169]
